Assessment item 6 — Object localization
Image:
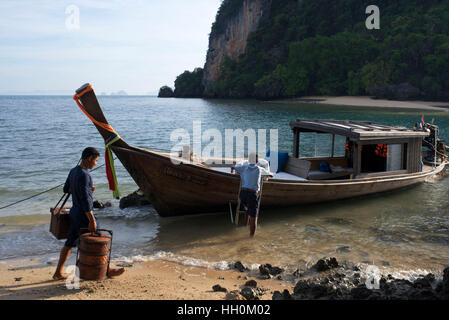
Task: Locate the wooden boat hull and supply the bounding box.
[75,84,446,217]
[110,145,445,217]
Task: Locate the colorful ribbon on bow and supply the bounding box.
[105,134,121,199]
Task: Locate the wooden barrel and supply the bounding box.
[77,230,112,281]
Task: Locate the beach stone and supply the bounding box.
[272,291,283,300]
[244,280,257,288]
[413,274,435,289]
[281,289,292,300]
[119,190,151,209]
[350,286,373,299]
[93,200,105,209]
[272,289,292,300]
[409,288,437,300]
[293,280,336,299]
[104,201,113,207]
[240,287,259,300]
[225,291,243,300]
[233,261,249,272]
[313,257,339,272]
[259,264,283,276]
[442,266,449,296]
[292,269,303,277]
[212,284,227,293]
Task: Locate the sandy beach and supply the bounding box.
[279,96,449,111]
[2,255,448,301]
[0,257,291,300]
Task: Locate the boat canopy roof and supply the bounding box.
[290,119,429,141]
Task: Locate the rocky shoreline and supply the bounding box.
[93,191,449,300]
[221,257,449,300]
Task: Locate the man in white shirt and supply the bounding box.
[231,152,272,237]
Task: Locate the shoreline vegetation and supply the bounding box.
[163,0,449,102]
[1,255,448,300]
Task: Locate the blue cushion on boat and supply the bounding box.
[320,161,330,172]
[266,150,289,173]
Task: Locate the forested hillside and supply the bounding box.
[177,0,449,100]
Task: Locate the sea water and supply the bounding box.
[1,95,449,277]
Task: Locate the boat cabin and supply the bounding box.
[288,119,430,180]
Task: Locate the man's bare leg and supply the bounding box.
[244,213,250,226]
[53,246,72,280]
[249,217,258,237]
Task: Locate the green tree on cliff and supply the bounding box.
[174,68,205,98]
[206,0,449,100]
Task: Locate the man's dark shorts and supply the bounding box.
[64,212,99,248]
[239,189,259,218]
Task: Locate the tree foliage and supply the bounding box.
[207,0,449,100]
[158,86,174,98]
[174,68,205,98]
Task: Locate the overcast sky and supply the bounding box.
[0,0,222,95]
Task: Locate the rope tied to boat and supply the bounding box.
[73,84,121,199]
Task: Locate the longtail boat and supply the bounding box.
[73,83,447,217]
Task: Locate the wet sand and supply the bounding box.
[0,258,290,300]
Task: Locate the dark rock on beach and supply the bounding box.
[259,264,284,277]
[212,284,227,293]
[93,200,105,209]
[313,257,339,272]
[119,190,151,209]
[443,267,449,297]
[240,287,259,300]
[244,280,257,288]
[272,258,449,300]
[233,261,249,272]
[272,289,292,300]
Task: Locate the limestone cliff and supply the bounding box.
[202,0,272,96]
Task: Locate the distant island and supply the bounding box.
[160,0,449,101]
[98,90,129,96]
[158,86,174,98]
[110,90,128,96]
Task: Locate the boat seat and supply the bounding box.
[273,171,307,181]
[284,157,311,179]
[308,166,354,180]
